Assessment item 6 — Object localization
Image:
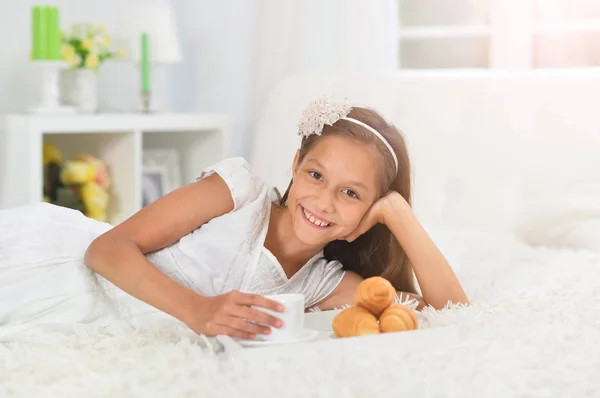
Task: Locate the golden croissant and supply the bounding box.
[354,276,396,317]
[332,306,381,338]
[379,304,418,332]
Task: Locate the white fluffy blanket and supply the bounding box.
[2,226,600,398]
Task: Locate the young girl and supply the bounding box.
[0,98,467,341]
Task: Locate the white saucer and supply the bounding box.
[236,328,320,347]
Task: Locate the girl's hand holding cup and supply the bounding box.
[187,290,285,340]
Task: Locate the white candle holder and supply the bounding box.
[29,60,75,115]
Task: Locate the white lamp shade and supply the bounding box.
[119,1,182,64]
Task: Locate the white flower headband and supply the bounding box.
[297,97,398,173]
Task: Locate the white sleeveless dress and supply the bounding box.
[0,157,345,340]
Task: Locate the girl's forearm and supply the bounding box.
[382,197,468,309]
[84,236,201,326]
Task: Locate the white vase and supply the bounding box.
[59,68,98,113]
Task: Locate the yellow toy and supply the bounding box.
[42,142,112,222]
[80,181,110,222]
[43,142,64,165]
[60,153,111,222]
[75,153,111,189]
[43,142,65,203]
[60,160,96,185]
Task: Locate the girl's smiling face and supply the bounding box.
[286,135,381,246]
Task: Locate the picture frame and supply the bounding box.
[142,149,181,194]
[141,165,169,207]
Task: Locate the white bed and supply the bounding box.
[3,71,600,397]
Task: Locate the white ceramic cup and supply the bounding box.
[254,293,305,341]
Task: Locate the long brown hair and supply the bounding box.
[280,107,417,294]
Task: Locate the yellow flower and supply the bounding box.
[85,53,99,69]
[117,48,126,58]
[95,35,111,51]
[82,38,94,51]
[61,44,76,59]
[67,55,81,69]
[62,44,79,67]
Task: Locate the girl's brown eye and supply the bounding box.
[343,189,359,199]
[309,171,322,180]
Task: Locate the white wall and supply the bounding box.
[0,0,255,156]
[170,0,256,156]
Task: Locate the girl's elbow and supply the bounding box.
[84,237,103,271]
[84,235,115,272]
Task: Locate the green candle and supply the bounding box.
[45,6,61,60]
[31,6,47,60]
[141,33,151,93]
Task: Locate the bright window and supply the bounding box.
[397,0,600,69]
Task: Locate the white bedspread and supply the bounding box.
[2,225,599,398]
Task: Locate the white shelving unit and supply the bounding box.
[0,113,231,225]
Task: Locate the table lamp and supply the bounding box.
[119,1,182,113]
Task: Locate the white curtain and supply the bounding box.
[249,0,399,154]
